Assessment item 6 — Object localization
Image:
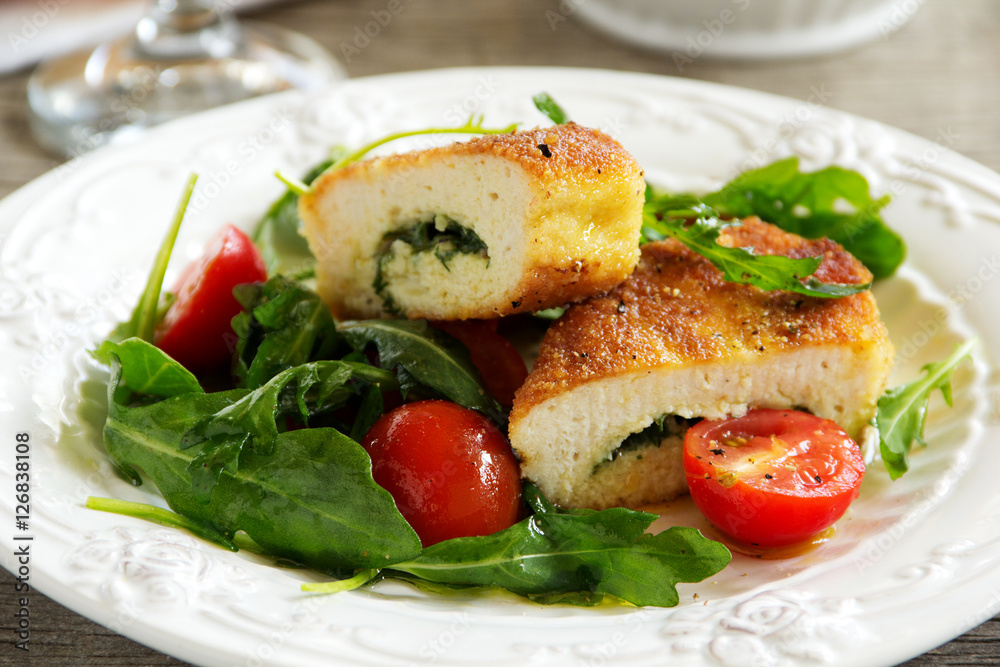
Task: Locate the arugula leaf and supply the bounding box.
[86,497,236,551]
[302,569,380,595]
[380,484,730,607]
[877,339,976,479]
[533,307,565,321]
[102,346,421,571]
[340,319,505,426]
[180,360,397,499]
[349,384,384,442]
[98,338,203,399]
[94,174,198,357]
[253,158,337,278]
[533,92,569,124]
[232,276,343,389]
[702,157,904,279]
[642,196,869,298]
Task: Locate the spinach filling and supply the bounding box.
[596,415,698,473]
[373,214,489,315]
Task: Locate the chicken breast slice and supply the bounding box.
[298,123,646,320]
[509,218,895,509]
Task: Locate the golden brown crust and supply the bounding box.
[512,218,885,420]
[482,257,610,317]
[300,122,645,320]
[305,122,640,207]
[445,123,640,183]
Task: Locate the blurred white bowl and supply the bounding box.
[573,0,924,59]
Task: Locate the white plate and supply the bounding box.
[1,67,999,667]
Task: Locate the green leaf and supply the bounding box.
[349,383,384,442]
[642,206,869,298]
[877,339,976,479]
[274,171,309,196]
[181,360,385,499]
[340,319,505,426]
[301,569,380,594]
[232,276,343,389]
[94,174,198,357]
[97,338,203,399]
[533,307,565,321]
[86,496,236,550]
[383,484,730,607]
[253,158,336,278]
[702,156,904,279]
[102,357,421,571]
[532,92,570,124]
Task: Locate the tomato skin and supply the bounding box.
[683,409,864,548]
[361,400,522,547]
[429,320,528,407]
[154,224,267,373]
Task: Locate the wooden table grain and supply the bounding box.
[1,0,998,664]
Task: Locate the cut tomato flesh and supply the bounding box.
[683,408,865,548]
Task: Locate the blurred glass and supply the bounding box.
[26,0,343,157]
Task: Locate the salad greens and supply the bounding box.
[253,159,333,278]
[100,337,422,570]
[339,319,506,427]
[96,174,198,351]
[231,275,343,389]
[876,339,977,479]
[87,496,242,551]
[642,193,870,299]
[306,484,731,607]
[641,153,907,297]
[88,98,970,609]
[701,157,904,280]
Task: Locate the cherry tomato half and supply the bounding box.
[155,224,267,373]
[429,320,528,408]
[361,400,522,547]
[683,409,865,548]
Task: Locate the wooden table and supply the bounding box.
[1,0,997,664]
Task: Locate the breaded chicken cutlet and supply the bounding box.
[298,123,645,320]
[509,218,895,510]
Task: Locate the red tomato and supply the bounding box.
[361,400,522,547]
[683,409,865,548]
[429,320,528,407]
[155,224,267,373]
